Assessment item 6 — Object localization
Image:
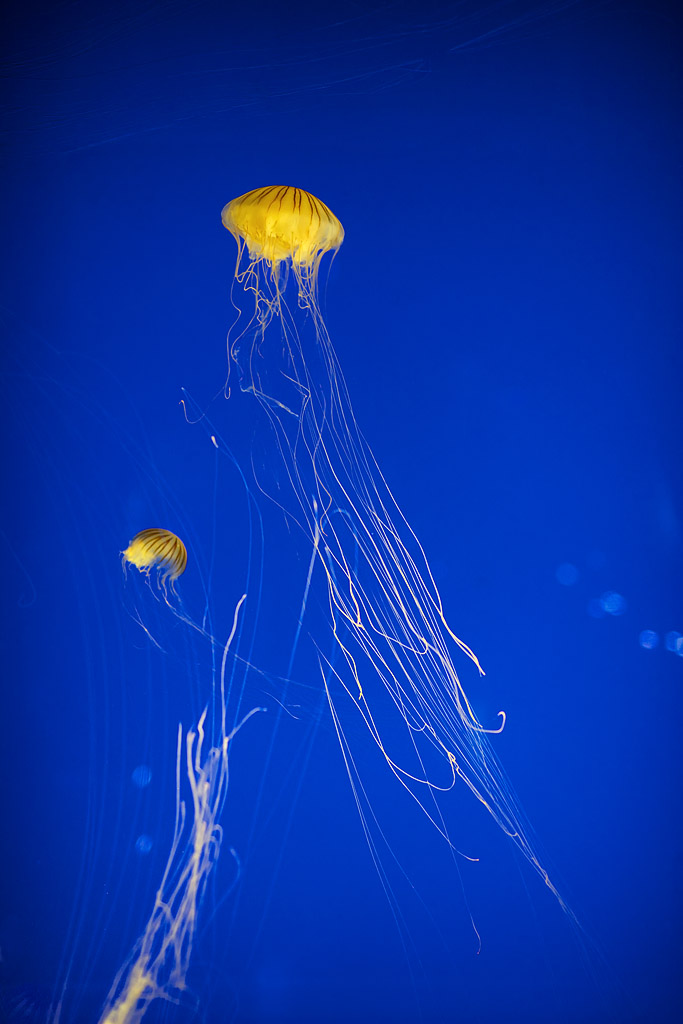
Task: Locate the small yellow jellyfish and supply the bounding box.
[104,539,261,1024]
[122,528,187,585]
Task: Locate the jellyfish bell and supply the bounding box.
[221,185,344,271]
[122,528,187,590]
[221,186,344,318]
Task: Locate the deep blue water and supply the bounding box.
[2,2,681,1022]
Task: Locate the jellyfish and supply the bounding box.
[122,528,188,589]
[222,185,344,292]
[222,185,567,909]
[102,543,262,1024]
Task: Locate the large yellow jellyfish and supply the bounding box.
[222,185,343,314]
[222,185,567,910]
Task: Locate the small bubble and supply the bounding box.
[587,598,606,619]
[135,835,153,855]
[664,631,682,654]
[600,591,627,616]
[639,630,659,650]
[556,563,579,586]
[132,765,152,788]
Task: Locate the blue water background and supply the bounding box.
[1,2,681,1022]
